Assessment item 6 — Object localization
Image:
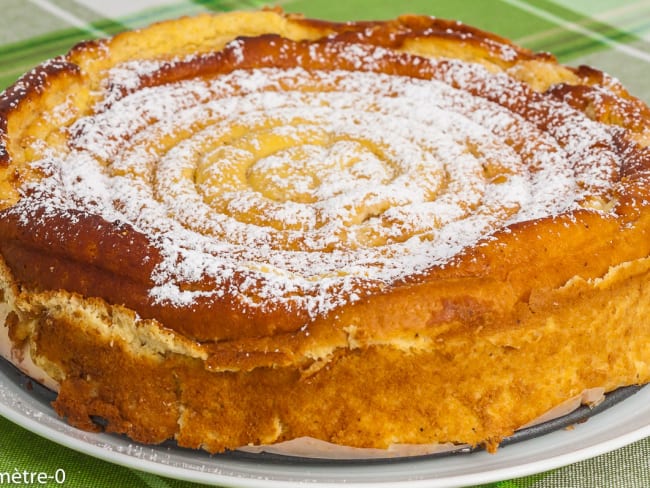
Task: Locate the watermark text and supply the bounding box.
[0,468,66,484]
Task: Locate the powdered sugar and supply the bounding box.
[12,54,623,321]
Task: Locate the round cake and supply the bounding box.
[0,8,649,455]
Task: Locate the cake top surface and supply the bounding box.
[1,10,649,341]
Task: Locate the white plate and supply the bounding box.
[0,357,649,488]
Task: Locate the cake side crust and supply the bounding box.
[2,252,649,453]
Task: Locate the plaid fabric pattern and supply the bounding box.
[0,1,649,486]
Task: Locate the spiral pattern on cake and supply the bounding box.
[1,24,642,341]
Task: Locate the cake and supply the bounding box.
[0,8,649,455]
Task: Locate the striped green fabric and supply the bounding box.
[0,1,649,487]
[2,0,650,99]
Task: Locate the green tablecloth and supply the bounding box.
[1,1,649,486]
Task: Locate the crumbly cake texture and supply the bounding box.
[1,9,650,454]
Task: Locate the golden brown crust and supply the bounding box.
[8,254,650,452]
[0,9,650,454]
